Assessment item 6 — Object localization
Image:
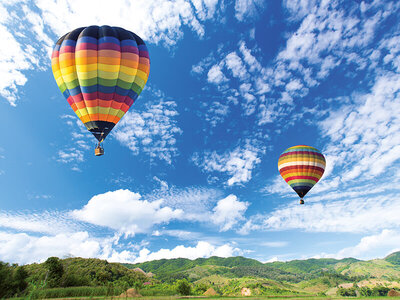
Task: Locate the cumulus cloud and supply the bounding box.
[71,189,183,237]
[0,231,101,264]
[134,241,241,263]
[213,195,249,231]
[332,230,400,260]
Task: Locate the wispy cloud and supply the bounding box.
[240,192,400,234]
[0,211,84,235]
[193,140,265,186]
[113,98,182,164]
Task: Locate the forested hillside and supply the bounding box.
[2,252,400,298]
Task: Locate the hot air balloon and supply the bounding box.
[51,26,150,156]
[278,145,326,204]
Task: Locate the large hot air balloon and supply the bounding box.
[51,25,150,156]
[278,145,326,204]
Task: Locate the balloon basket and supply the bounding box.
[299,199,304,205]
[95,146,104,156]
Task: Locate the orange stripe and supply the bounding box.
[98,50,121,58]
[81,115,91,123]
[99,114,109,121]
[98,100,112,107]
[98,57,120,64]
[75,50,98,58]
[76,56,98,64]
[90,114,100,121]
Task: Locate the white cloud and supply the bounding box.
[261,241,288,248]
[71,189,183,237]
[234,0,265,21]
[225,52,248,80]
[0,211,83,235]
[319,73,400,186]
[213,195,249,231]
[134,241,241,263]
[0,0,227,105]
[207,64,229,84]
[0,231,101,264]
[193,141,265,186]
[333,230,400,260]
[57,149,84,164]
[113,99,182,164]
[241,193,400,234]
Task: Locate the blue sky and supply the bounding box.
[1,0,400,265]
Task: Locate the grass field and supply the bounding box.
[29,296,400,300]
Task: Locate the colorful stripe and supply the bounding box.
[51,26,150,142]
[278,145,326,198]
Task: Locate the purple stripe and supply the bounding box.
[76,43,98,51]
[121,46,139,54]
[98,42,120,51]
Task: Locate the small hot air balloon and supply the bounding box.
[278,145,326,204]
[51,25,150,156]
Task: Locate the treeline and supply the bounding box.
[0,261,28,298]
[0,256,147,298]
[337,284,392,297]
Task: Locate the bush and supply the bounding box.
[176,279,192,295]
[337,287,357,297]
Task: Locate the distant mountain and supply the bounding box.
[127,252,400,284]
[385,251,400,265]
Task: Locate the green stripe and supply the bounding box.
[78,77,98,87]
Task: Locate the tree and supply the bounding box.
[13,266,28,292]
[176,279,192,295]
[44,257,64,287]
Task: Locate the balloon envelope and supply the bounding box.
[278,145,326,199]
[51,25,150,142]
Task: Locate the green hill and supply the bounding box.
[3,252,400,298]
[385,251,400,265]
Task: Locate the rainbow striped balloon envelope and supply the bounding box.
[51,25,150,143]
[278,145,326,203]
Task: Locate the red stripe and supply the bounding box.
[279,165,325,172]
[285,176,319,182]
[59,45,76,53]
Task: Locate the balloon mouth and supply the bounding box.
[84,121,116,142]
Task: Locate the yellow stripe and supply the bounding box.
[98,107,111,115]
[282,173,322,180]
[118,72,135,82]
[76,64,98,72]
[135,69,148,82]
[120,65,138,76]
[279,156,325,164]
[77,70,97,80]
[117,110,125,118]
[98,70,119,80]
[98,63,120,72]
[62,72,78,82]
[287,179,317,185]
[60,65,76,76]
